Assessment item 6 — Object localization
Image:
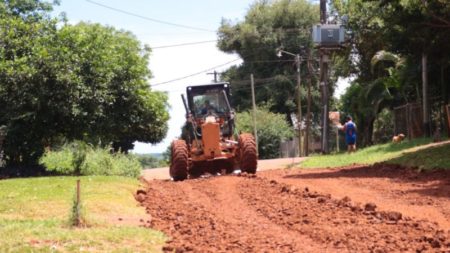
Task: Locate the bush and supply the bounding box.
[373,108,395,144]
[39,142,142,178]
[38,147,74,174]
[236,107,294,159]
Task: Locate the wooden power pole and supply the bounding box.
[319,0,330,154]
[304,51,313,156]
[296,55,303,157]
[250,74,259,154]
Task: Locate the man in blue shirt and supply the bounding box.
[342,116,357,153]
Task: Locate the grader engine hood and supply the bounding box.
[201,116,221,159]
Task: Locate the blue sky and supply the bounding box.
[52,0,349,153]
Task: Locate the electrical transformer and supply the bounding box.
[312,24,346,47]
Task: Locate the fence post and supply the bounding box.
[446,105,450,138]
[407,103,412,140]
[76,179,81,226]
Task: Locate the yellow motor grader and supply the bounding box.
[169,83,257,181]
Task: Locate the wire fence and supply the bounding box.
[394,99,449,139]
[279,138,299,158]
[393,103,423,139]
[279,133,323,158]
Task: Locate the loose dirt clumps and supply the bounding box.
[139,167,450,252]
[239,176,449,252]
[134,189,147,203]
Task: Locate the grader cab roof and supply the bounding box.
[186,83,231,117]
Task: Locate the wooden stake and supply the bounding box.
[76,179,80,226]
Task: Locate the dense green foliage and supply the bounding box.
[333,0,450,145]
[372,108,395,144]
[218,0,321,116]
[236,107,294,159]
[39,142,142,178]
[0,1,169,167]
[218,0,324,156]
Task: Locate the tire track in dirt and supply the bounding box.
[262,164,450,228]
[141,175,322,252]
[238,175,450,252]
[139,173,449,252]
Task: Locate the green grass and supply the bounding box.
[0,176,166,252]
[300,137,442,169]
[387,142,450,170]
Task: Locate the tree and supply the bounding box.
[0,2,169,166]
[218,0,321,117]
[236,107,293,159]
[53,23,169,151]
[332,0,450,144]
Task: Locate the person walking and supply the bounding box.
[340,116,357,153]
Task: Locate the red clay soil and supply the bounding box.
[138,165,450,252]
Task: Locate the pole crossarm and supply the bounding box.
[277,49,297,58]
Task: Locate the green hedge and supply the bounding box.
[39,142,141,178]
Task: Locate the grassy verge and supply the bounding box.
[300,137,443,169]
[387,141,450,170]
[0,176,166,252]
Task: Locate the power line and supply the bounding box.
[152,40,217,49]
[151,59,242,87]
[85,0,215,32]
[156,75,296,93]
[151,59,296,87]
[231,74,297,88]
[85,1,311,36]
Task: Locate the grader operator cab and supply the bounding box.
[169,83,258,181]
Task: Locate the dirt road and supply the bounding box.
[138,164,450,252]
[141,157,305,180]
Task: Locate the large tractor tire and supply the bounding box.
[170,140,188,181]
[238,133,258,174]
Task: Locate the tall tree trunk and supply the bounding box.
[442,64,448,104]
[362,116,375,146]
[422,53,431,136]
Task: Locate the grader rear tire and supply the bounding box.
[170,140,188,181]
[239,133,258,174]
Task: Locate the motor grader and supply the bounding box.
[169,83,257,181]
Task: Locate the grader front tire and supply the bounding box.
[170,140,188,181]
[239,133,258,174]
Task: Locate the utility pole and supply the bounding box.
[320,52,330,154]
[250,74,259,154]
[207,70,219,83]
[304,51,313,156]
[276,49,303,157]
[320,0,327,24]
[319,0,330,154]
[296,54,303,157]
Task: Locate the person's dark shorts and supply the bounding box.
[346,136,356,145]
